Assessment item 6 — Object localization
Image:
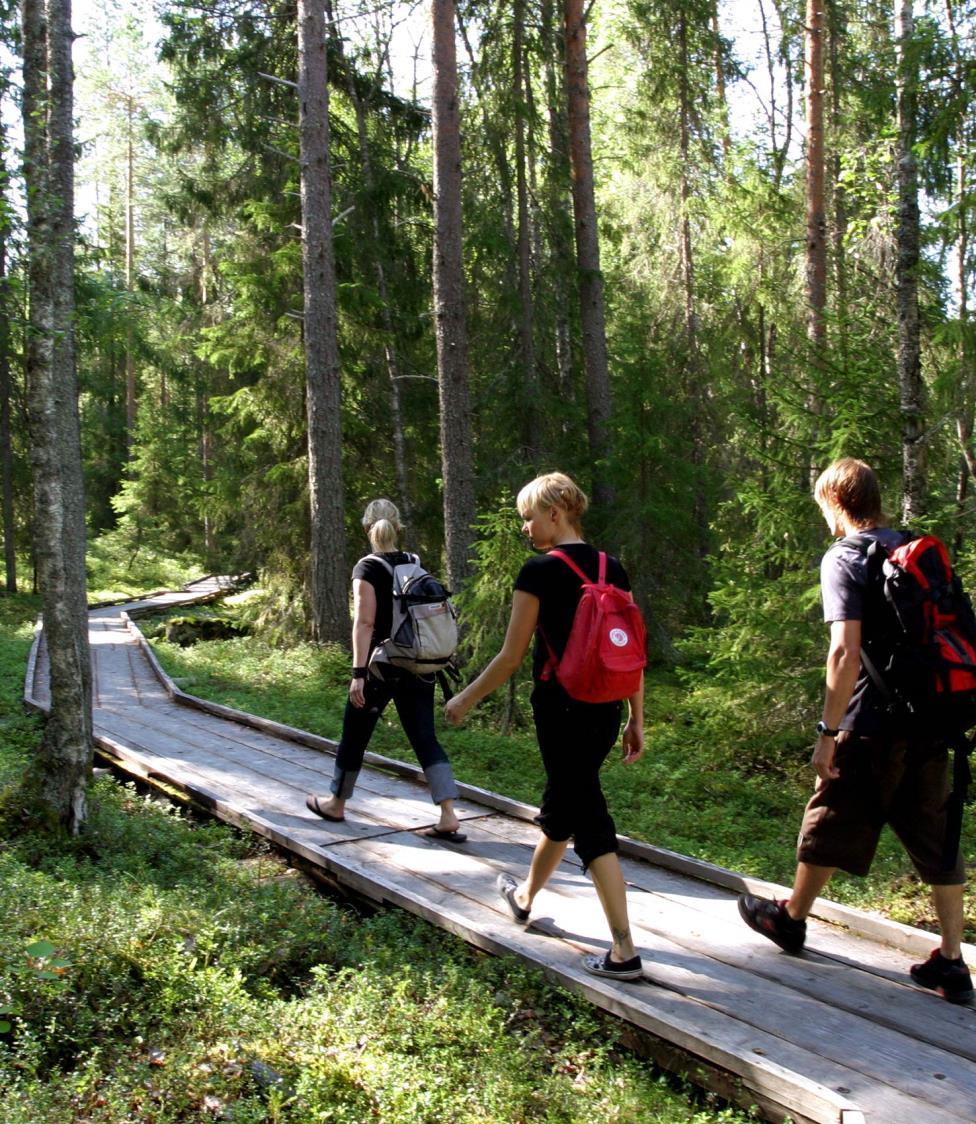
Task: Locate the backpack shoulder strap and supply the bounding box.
[547,548,592,584]
[366,553,395,577]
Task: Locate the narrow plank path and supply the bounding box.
[25,580,976,1124]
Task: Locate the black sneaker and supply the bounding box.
[910,949,975,1006]
[737,893,807,953]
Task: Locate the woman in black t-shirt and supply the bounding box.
[306,499,464,840]
[445,473,645,980]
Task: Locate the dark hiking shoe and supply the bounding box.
[737,893,807,953]
[910,949,975,1006]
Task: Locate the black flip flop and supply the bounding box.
[581,951,643,981]
[422,827,468,843]
[306,795,344,823]
[496,872,530,924]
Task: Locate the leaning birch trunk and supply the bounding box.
[564,0,613,511]
[895,0,925,524]
[23,0,93,833]
[431,0,475,591]
[298,0,347,643]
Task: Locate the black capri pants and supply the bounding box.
[531,685,623,870]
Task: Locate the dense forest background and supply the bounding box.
[5,0,976,744]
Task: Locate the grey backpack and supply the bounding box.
[366,553,459,679]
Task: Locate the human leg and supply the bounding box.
[308,679,391,818]
[587,852,637,962]
[911,883,972,1004]
[393,675,461,833]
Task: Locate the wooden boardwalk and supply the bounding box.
[24,581,976,1124]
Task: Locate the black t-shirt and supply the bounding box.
[514,542,631,683]
[351,551,416,653]
[820,527,910,733]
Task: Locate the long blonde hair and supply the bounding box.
[362,498,403,552]
[516,472,588,531]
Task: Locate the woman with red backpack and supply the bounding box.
[445,472,646,980]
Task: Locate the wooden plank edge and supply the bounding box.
[88,728,865,1124]
[23,617,43,713]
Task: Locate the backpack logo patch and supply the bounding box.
[609,628,630,648]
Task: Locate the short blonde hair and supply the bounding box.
[813,459,882,527]
[517,472,588,529]
[362,498,402,552]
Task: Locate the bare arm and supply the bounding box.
[348,578,376,709]
[621,675,645,763]
[444,591,539,724]
[813,618,861,781]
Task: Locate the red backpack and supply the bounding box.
[540,549,647,703]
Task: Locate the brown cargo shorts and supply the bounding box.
[796,730,966,884]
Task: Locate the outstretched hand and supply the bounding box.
[444,691,472,726]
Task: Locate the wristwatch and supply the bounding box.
[815,720,840,738]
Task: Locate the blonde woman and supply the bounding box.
[445,473,645,980]
[307,499,464,840]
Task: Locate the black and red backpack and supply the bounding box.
[848,532,976,729]
[847,531,976,867]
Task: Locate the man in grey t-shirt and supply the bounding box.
[737,458,972,1005]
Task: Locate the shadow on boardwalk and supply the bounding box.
[24,580,976,1124]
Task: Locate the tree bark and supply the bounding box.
[541,0,574,411]
[24,0,93,833]
[431,0,475,590]
[804,0,827,403]
[895,0,925,523]
[298,0,347,642]
[513,0,538,463]
[124,94,136,453]
[0,120,16,594]
[327,3,413,526]
[564,0,613,510]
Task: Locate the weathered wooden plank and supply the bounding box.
[330,827,976,1120]
[316,831,943,1124]
[467,813,976,1058]
[94,703,488,834]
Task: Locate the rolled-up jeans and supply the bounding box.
[330,671,459,805]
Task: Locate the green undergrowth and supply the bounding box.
[145,597,975,940]
[86,529,206,603]
[0,594,758,1122]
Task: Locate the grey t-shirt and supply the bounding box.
[820,526,910,733]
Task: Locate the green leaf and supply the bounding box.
[25,939,56,959]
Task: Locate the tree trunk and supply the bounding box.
[125,95,136,453]
[826,0,849,367]
[541,0,574,412]
[564,0,613,510]
[327,3,413,526]
[895,0,925,523]
[944,0,975,552]
[0,121,16,594]
[298,0,347,642]
[24,0,93,834]
[431,0,475,590]
[513,0,538,463]
[804,0,827,436]
[677,11,708,560]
